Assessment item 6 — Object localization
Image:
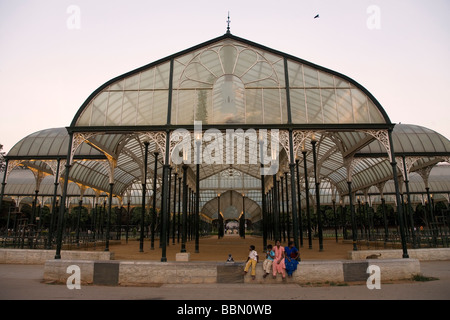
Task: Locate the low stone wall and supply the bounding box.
[43,258,420,286]
[348,248,450,261]
[44,260,95,285]
[0,249,114,264]
[119,261,218,285]
[44,260,219,285]
[243,259,420,284]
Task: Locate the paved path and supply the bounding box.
[0,260,449,301]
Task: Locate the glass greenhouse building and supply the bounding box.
[1,32,449,260]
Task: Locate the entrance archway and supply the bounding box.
[202,189,262,239]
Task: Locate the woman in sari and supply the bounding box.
[284,241,299,277]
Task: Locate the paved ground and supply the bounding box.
[0,236,448,318]
[0,260,449,301]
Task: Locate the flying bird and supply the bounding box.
[314,14,319,19]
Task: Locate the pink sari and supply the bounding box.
[272,245,286,277]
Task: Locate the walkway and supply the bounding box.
[0,261,449,300]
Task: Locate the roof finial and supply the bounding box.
[226,12,231,34]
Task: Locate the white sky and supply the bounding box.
[1,0,449,154]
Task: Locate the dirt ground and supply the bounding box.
[102,235,357,262]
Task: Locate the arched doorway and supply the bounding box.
[202,189,262,239]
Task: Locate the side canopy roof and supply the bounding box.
[71,33,390,128]
[7,127,104,160]
[6,124,450,200]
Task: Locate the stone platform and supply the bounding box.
[43,258,420,286]
[0,248,114,264]
[348,248,450,261]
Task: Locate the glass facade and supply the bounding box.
[73,36,387,127]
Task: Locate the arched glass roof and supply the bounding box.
[7,127,105,159]
[356,124,450,156]
[71,33,389,128]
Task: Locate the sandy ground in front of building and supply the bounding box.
[102,234,358,262]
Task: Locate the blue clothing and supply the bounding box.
[266,250,275,261]
[284,246,299,276]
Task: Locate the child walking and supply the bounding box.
[243,245,259,280]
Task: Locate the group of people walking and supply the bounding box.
[243,240,300,280]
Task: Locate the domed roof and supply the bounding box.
[7,127,104,159]
[357,124,450,156]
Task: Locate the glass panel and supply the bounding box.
[334,77,350,88]
[179,79,212,89]
[234,48,258,78]
[121,91,139,125]
[272,59,285,87]
[175,50,197,68]
[212,75,245,124]
[38,134,55,155]
[321,89,338,123]
[136,91,153,125]
[172,89,195,125]
[124,73,140,90]
[290,89,307,123]
[244,89,263,124]
[351,89,369,123]
[280,89,288,124]
[182,61,215,86]
[219,45,238,74]
[319,71,335,87]
[194,89,211,124]
[335,89,353,123]
[90,91,109,126]
[403,130,421,152]
[200,48,224,79]
[303,66,319,87]
[136,90,168,125]
[172,60,185,89]
[242,62,263,85]
[305,89,322,123]
[109,79,124,91]
[152,90,168,124]
[105,92,124,125]
[154,62,170,89]
[263,89,282,124]
[368,99,386,123]
[28,137,44,155]
[77,104,93,126]
[288,60,304,87]
[139,68,155,90]
[241,61,278,87]
[245,78,279,88]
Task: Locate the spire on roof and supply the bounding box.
[226,12,231,34]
